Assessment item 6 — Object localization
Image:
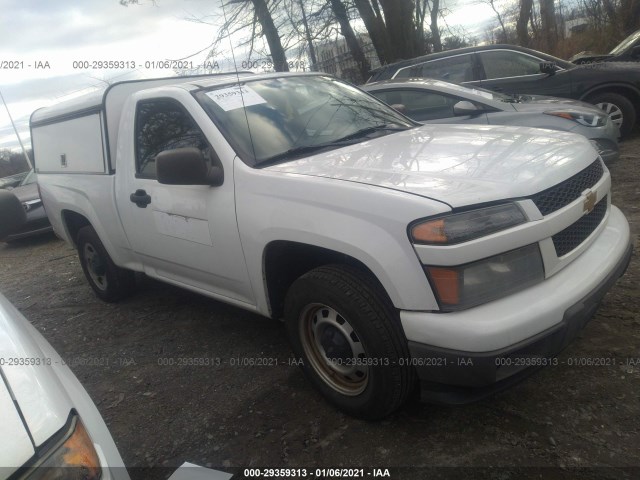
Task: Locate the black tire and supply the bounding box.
[76,225,135,302]
[284,264,415,419]
[588,92,636,138]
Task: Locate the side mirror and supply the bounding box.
[539,62,557,75]
[0,190,27,239]
[156,147,224,187]
[453,100,482,116]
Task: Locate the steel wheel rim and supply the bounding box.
[299,303,368,396]
[84,243,108,291]
[596,102,624,129]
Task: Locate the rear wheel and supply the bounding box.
[589,92,636,137]
[284,264,415,419]
[77,226,135,302]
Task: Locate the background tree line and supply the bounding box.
[0,149,31,178]
[123,0,637,83]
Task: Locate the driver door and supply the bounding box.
[116,92,254,306]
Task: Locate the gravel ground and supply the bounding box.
[1,133,639,480]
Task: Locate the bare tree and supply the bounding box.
[429,0,442,51]
[352,0,424,62]
[486,0,509,42]
[539,0,559,52]
[239,0,289,71]
[516,0,534,46]
[328,0,370,80]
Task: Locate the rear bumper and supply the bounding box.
[401,206,632,404]
[4,219,52,242]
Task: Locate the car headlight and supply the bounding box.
[426,244,545,311]
[410,203,526,245]
[544,110,607,127]
[25,415,101,479]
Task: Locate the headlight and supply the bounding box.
[410,203,526,245]
[25,415,101,479]
[544,110,607,127]
[426,244,544,311]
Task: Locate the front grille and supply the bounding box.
[531,160,604,216]
[552,197,607,257]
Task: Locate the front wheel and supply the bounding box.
[76,226,136,302]
[284,264,415,419]
[589,92,636,137]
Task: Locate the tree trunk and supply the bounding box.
[354,0,392,64]
[251,0,289,71]
[379,0,420,59]
[516,0,533,47]
[330,0,370,81]
[430,0,442,52]
[539,0,558,52]
[298,0,317,69]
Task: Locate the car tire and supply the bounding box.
[284,264,415,420]
[76,225,135,302]
[588,92,636,137]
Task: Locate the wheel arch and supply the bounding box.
[263,240,391,320]
[581,84,640,111]
[61,210,92,247]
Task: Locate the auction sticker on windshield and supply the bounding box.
[205,85,267,111]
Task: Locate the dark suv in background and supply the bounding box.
[367,44,640,137]
[570,29,640,65]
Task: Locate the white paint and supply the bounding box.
[31,113,106,173]
[153,210,213,246]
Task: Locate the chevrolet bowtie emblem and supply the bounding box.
[583,190,597,214]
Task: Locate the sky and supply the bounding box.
[0,0,498,152]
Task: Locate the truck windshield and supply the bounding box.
[195,75,415,167]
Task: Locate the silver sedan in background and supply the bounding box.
[363,78,620,163]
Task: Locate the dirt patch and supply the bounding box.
[1,134,639,480]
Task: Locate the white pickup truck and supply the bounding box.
[31,72,632,419]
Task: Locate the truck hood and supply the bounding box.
[0,292,71,462]
[265,124,598,208]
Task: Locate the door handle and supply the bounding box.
[130,189,151,208]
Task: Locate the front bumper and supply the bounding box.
[401,205,632,404]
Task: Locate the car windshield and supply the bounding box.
[610,29,640,55]
[195,75,415,167]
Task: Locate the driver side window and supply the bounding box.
[479,51,542,79]
[135,99,211,179]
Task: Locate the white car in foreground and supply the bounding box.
[0,190,129,480]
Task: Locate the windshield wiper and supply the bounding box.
[334,124,409,143]
[256,144,340,167]
[256,124,410,167]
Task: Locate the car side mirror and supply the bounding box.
[0,190,27,239]
[156,147,224,187]
[453,100,482,116]
[539,62,557,75]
